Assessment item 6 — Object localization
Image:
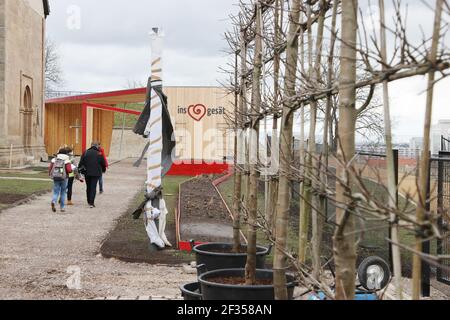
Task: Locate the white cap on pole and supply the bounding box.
[150,27,164,84]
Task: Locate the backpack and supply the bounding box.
[52,158,67,181]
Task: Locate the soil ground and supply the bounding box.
[0,159,196,299]
[100,176,195,265]
[0,193,28,204]
[179,175,233,243]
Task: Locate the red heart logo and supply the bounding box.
[188,104,207,122]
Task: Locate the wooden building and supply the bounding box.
[44,86,234,161]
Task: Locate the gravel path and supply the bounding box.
[0,159,195,300]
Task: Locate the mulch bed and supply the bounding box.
[100,173,235,264]
[180,175,229,220]
[100,200,193,265]
[179,175,233,243]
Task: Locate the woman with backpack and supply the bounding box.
[48,148,73,213]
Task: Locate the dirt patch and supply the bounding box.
[180,175,233,243]
[207,276,273,286]
[100,192,194,265]
[100,211,193,265]
[0,193,28,205]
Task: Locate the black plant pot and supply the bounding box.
[193,242,272,274]
[180,282,203,300]
[199,269,297,301]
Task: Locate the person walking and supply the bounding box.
[98,142,109,194]
[66,147,84,206]
[49,148,73,213]
[79,142,106,208]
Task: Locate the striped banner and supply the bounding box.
[140,29,173,249]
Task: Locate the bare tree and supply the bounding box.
[412,0,445,300]
[221,0,450,301]
[45,38,64,92]
[379,0,403,299]
[124,79,146,89]
[245,0,263,285]
[333,0,358,300]
[273,0,302,300]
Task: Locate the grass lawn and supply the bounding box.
[0,166,50,179]
[0,179,52,195]
[113,103,142,128]
[0,179,52,211]
[0,172,50,179]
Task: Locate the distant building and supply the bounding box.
[409,137,423,150]
[431,120,450,155]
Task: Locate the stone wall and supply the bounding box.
[0,0,47,167]
[0,0,6,141]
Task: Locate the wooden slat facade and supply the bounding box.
[44,104,114,156]
[45,87,234,160]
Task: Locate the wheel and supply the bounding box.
[357,256,391,291]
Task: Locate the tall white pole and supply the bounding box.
[143,29,171,248]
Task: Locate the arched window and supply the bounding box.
[24,86,32,111]
[22,86,33,148]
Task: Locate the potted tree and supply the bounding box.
[198,0,300,300]
[190,2,272,275]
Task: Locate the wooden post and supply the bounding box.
[412,0,444,300]
[274,0,302,300]
[9,144,13,169]
[119,104,127,159]
[333,0,358,300]
[379,0,403,299]
[245,1,263,285]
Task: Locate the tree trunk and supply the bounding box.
[245,1,263,285]
[379,0,403,299]
[273,0,301,300]
[318,0,338,281]
[232,51,242,252]
[412,0,444,300]
[311,0,327,281]
[333,0,358,300]
[233,28,248,253]
[298,5,308,266]
[267,0,282,235]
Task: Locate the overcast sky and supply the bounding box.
[46,0,449,143]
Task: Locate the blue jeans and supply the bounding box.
[52,179,68,209]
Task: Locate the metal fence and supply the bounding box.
[441,136,450,153]
[45,91,96,99]
[434,152,450,285]
[353,151,400,272]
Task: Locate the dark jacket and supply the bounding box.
[79,146,106,177]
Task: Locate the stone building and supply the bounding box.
[0,0,50,167]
